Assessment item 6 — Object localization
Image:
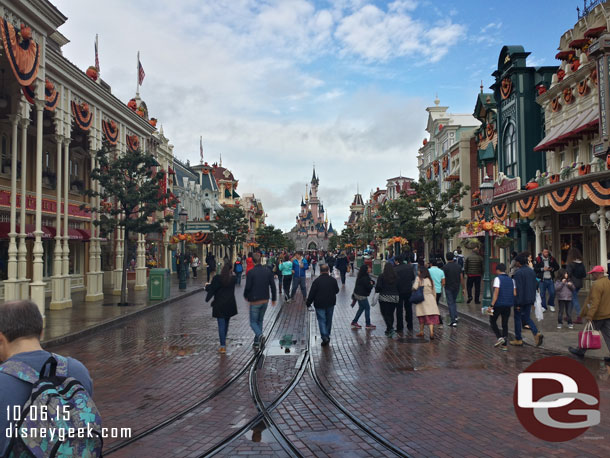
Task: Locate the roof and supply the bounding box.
[212,164,235,182]
[352,193,364,205]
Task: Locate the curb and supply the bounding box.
[438,301,605,361]
[42,287,206,348]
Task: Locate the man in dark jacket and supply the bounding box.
[511,254,544,347]
[244,253,277,349]
[335,251,349,286]
[442,252,464,327]
[464,248,483,304]
[394,254,415,332]
[306,264,339,346]
[534,248,560,312]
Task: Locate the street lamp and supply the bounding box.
[392,213,401,258]
[480,176,495,309]
[178,207,188,290]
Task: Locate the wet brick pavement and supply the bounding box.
[46,273,610,457]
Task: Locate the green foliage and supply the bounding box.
[354,218,377,248]
[411,178,470,253]
[376,197,421,241]
[328,234,341,251]
[256,224,293,252]
[211,206,249,258]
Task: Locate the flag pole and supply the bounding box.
[136,51,140,96]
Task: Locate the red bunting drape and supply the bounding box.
[492,202,508,221]
[583,181,610,206]
[71,101,93,131]
[102,119,118,145]
[126,135,139,152]
[44,79,58,111]
[548,186,579,212]
[0,19,40,86]
[517,196,538,218]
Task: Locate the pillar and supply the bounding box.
[49,134,65,309]
[85,142,103,300]
[4,115,20,300]
[17,116,29,299]
[62,127,72,307]
[135,232,147,290]
[30,101,46,317]
[518,221,529,253]
[599,208,608,270]
[531,219,543,256]
[113,226,125,295]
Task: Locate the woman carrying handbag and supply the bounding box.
[205,263,238,354]
[412,266,441,340]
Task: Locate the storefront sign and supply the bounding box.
[0,190,91,218]
[494,175,521,197]
[186,222,213,231]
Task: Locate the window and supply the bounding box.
[503,123,517,177]
[559,151,566,168]
[442,139,448,153]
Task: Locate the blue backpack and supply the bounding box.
[0,354,103,457]
[235,262,243,273]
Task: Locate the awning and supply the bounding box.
[0,223,52,239]
[458,231,485,238]
[534,107,599,151]
[569,38,590,49]
[42,226,90,241]
[584,26,606,39]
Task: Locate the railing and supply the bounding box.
[578,0,602,19]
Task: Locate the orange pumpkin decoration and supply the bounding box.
[205,215,210,221]
[438,124,443,131]
[525,181,539,190]
[551,98,562,112]
[423,138,427,146]
[178,233,187,241]
[607,154,610,170]
[579,164,591,175]
[571,60,580,72]
[19,24,32,40]
[557,69,566,81]
[149,118,157,127]
[426,168,431,179]
[482,221,493,231]
[86,66,98,81]
[578,79,589,96]
[563,87,574,104]
[127,98,137,110]
[591,68,598,86]
[442,156,449,170]
[536,84,547,95]
[433,160,439,175]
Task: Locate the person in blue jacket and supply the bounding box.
[290,251,309,302]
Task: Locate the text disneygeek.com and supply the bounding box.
[5,424,132,441]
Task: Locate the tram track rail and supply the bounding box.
[103,300,287,456]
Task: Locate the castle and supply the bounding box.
[288,168,334,251]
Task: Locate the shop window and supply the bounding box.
[559,151,565,168]
[68,241,83,275]
[503,123,517,177]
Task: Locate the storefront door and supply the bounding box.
[559,233,583,267]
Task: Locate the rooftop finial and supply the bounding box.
[219,153,222,167]
[480,80,484,93]
[434,93,440,106]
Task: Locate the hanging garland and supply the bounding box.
[0,19,40,86]
[551,97,562,112]
[583,181,610,206]
[548,185,579,212]
[578,78,590,96]
[21,84,35,104]
[517,195,539,218]
[563,87,574,104]
[492,202,508,221]
[474,209,485,221]
[44,79,58,111]
[500,78,512,99]
[102,119,118,145]
[71,101,93,131]
[126,134,139,152]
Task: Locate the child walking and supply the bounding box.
[554,268,575,329]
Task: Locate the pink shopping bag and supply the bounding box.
[578,321,602,350]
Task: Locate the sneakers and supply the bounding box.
[509,339,524,346]
[535,333,544,347]
[568,323,574,330]
[365,324,376,329]
[385,330,397,338]
[351,322,362,329]
[450,321,457,327]
[494,337,506,347]
[219,346,226,353]
[568,346,585,358]
[321,338,330,347]
[557,323,562,329]
[549,306,556,312]
[467,298,473,304]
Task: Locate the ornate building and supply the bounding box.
[288,168,334,251]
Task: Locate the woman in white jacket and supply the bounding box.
[412,265,441,340]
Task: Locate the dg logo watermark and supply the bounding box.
[514,356,601,442]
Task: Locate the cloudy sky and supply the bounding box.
[55,0,576,231]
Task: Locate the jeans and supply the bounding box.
[353,298,371,326]
[339,270,346,285]
[558,300,573,324]
[291,276,307,299]
[467,275,481,302]
[379,301,397,333]
[445,288,459,322]
[217,317,230,346]
[514,304,538,340]
[350,263,354,275]
[399,293,413,330]
[311,263,316,275]
[572,287,581,315]
[315,306,334,340]
[282,275,292,297]
[249,302,268,343]
[192,267,198,278]
[490,307,510,344]
[235,272,242,285]
[539,279,555,309]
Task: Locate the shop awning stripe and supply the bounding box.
[583,180,610,206]
[548,185,579,212]
[517,195,538,218]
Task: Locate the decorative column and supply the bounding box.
[4,115,20,300]
[62,125,72,306]
[591,208,610,269]
[530,219,544,256]
[17,114,29,299]
[49,134,65,309]
[30,100,46,317]
[135,231,147,291]
[85,123,103,301]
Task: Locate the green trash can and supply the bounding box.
[149,268,171,300]
[356,257,364,268]
[372,259,382,276]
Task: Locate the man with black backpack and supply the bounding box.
[0,300,102,457]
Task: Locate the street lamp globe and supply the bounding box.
[179,207,188,225]
[590,212,600,223]
[479,176,495,205]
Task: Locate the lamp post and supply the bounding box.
[393,213,401,258]
[480,176,495,309]
[178,207,188,290]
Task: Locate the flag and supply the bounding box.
[200,136,204,162]
[137,54,145,85]
[94,34,99,72]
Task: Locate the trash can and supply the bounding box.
[356,257,364,268]
[372,259,382,276]
[149,268,171,300]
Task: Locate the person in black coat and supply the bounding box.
[205,253,217,282]
[205,263,237,353]
[376,262,400,338]
[394,254,416,332]
[335,251,349,286]
[306,264,339,346]
[351,264,376,329]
